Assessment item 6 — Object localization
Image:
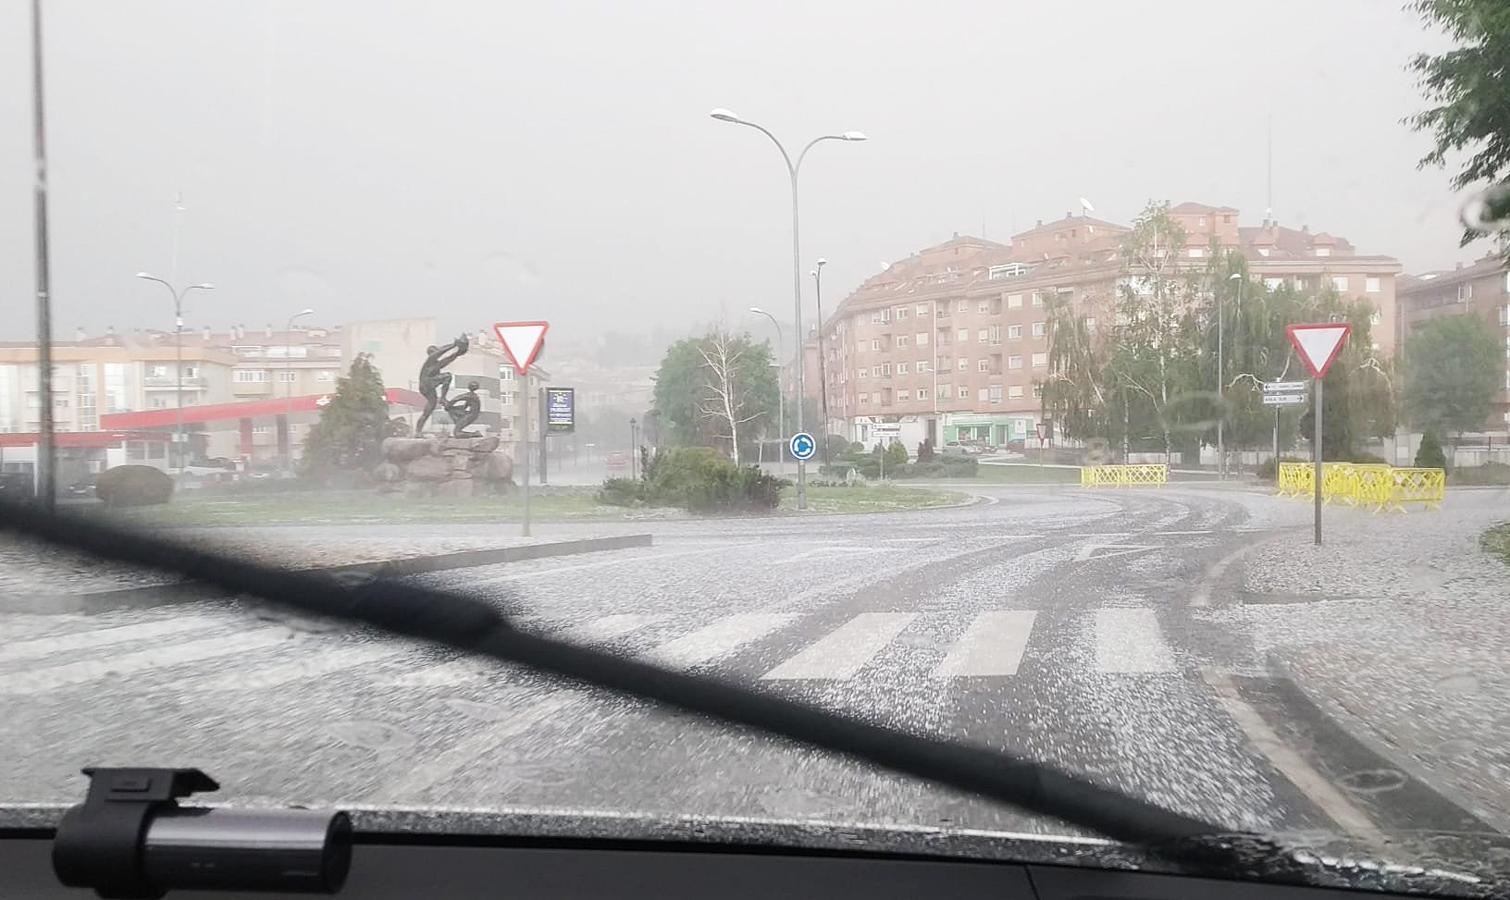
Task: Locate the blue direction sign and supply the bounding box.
[789,432,817,462]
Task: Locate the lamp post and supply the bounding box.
[1219,271,1242,479]
[629,417,638,480]
[811,258,831,467]
[749,306,786,476]
[136,273,214,473]
[711,108,865,509]
[283,308,314,473]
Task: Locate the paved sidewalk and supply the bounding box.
[1208,489,1510,831]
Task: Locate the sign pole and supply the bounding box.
[521,371,532,537]
[538,386,548,485]
[1312,376,1322,546]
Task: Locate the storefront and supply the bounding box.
[942,413,1035,447]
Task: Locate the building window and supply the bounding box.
[148,364,168,377]
[988,385,1003,404]
[957,358,968,372]
[917,359,931,373]
[957,328,969,342]
[1032,384,1044,399]
[277,370,297,383]
[1458,282,1474,302]
[938,384,952,400]
[1032,322,1046,338]
[872,366,883,377]
[1315,247,1331,257]
[988,325,1001,344]
[896,307,909,320]
[881,364,892,376]
[1007,294,1023,309]
[1332,276,1349,292]
[1085,317,1097,333]
[957,300,969,312]
[896,335,910,348]
[1032,293,1045,308]
[1007,324,1022,339]
[1264,277,1284,291]
[978,328,989,342]
[859,393,870,404]
[316,370,336,382]
[234,369,268,383]
[916,331,929,346]
[1009,355,1023,369]
[871,339,881,351]
[978,300,990,314]
[1187,247,1205,259]
[897,389,911,402]
[977,387,988,402]
[916,303,929,315]
[1197,216,1207,228]
[1257,248,1271,257]
[1008,385,1024,400]
[1032,352,1048,368]
[977,359,989,373]
[1370,310,1382,326]
[1500,304,1510,326]
[897,362,909,374]
[918,388,930,401]
[858,368,867,379]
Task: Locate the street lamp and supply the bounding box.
[136,272,214,473]
[1218,271,1242,479]
[711,108,866,509]
[284,307,315,473]
[629,417,638,480]
[749,306,785,475]
[810,259,831,467]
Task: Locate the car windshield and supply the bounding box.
[4,0,1510,893]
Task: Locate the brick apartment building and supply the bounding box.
[818,202,1402,448]
[1398,256,1510,431]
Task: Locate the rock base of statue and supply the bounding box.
[374,435,514,499]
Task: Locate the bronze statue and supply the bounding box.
[415,334,469,436]
[444,381,483,438]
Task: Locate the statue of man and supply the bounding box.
[444,381,483,438]
[415,334,469,436]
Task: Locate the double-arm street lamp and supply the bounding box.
[284,308,315,472]
[711,108,865,508]
[136,273,214,472]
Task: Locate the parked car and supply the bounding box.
[64,474,98,498]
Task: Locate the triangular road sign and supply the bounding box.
[493,321,549,375]
[1286,323,1351,378]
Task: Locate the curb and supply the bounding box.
[14,534,654,615]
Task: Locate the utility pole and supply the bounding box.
[31,0,55,508]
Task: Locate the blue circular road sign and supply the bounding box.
[789,432,817,461]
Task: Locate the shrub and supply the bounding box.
[885,441,909,469]
[1415,431,1447,469]
[1350,451,1390,466]
[96,465,173,507]
[1255,456,1306,481]
[596,477,645,507]
[917,438,936,463]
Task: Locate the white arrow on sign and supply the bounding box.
[1286,323,1351,378]
[1263,381,1308,393]
[1262,393,1307,406]
[493,321,549,375]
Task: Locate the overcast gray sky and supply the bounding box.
[0,1,1467,346]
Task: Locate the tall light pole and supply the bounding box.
[811,258,831,467]
[137,273,214,473]
[30,0,55,507]
[284,308,314,472]
[749,306,785,475]
[711,108,866,509]
[1219,271,1241,479]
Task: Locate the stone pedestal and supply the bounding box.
[376,435,513,498]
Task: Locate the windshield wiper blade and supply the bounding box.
[1,500,1300,881]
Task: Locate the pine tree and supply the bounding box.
[1414,430,1447,469]
[301,354,392,475]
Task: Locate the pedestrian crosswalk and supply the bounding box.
[0,605,1184,697]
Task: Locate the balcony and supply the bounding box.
[145,375,208,389]
[232,381,273,396]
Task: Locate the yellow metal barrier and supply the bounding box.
[1275,461,1444,512]
[1080,464,1169,487]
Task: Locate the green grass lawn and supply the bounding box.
[971,463,1083,484]
[1482,522,1510,566]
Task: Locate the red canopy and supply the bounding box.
[100,388,426,430]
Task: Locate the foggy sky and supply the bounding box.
[0,1,1466,348]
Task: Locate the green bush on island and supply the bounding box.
[597,447,785,512]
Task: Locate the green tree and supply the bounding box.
[1401,314,1503,439]
[650,331,779,459]
[1415,430,1448,468]
[1408,0,1510,248]
[301,354,392,475]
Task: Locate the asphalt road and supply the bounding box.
[2,485,1504,874]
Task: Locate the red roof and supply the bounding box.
[99,388,425,430]
[0,431,170,449]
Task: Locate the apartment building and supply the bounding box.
[1398,256,1510,430]
[819,203,1402,447]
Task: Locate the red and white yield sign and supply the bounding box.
[1285,323,1351,378]
[493,321,549,375]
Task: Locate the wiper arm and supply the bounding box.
[1,500,1291,880]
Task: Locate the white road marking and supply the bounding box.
[1093,609,1175,673]
[762,613,916,681]
[0,618,216,666]
[1075,543,1160,563]
[1191,542,1252,607]
[781,546,889,564]
[643,614,797,669]
[559,614,660,643]
[0,629,291,695]
[194,643,410,692]
[387,692,588,796]
[1202,668,1386,843]
[934,611,1038,678]
[1154,529,1213,536]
